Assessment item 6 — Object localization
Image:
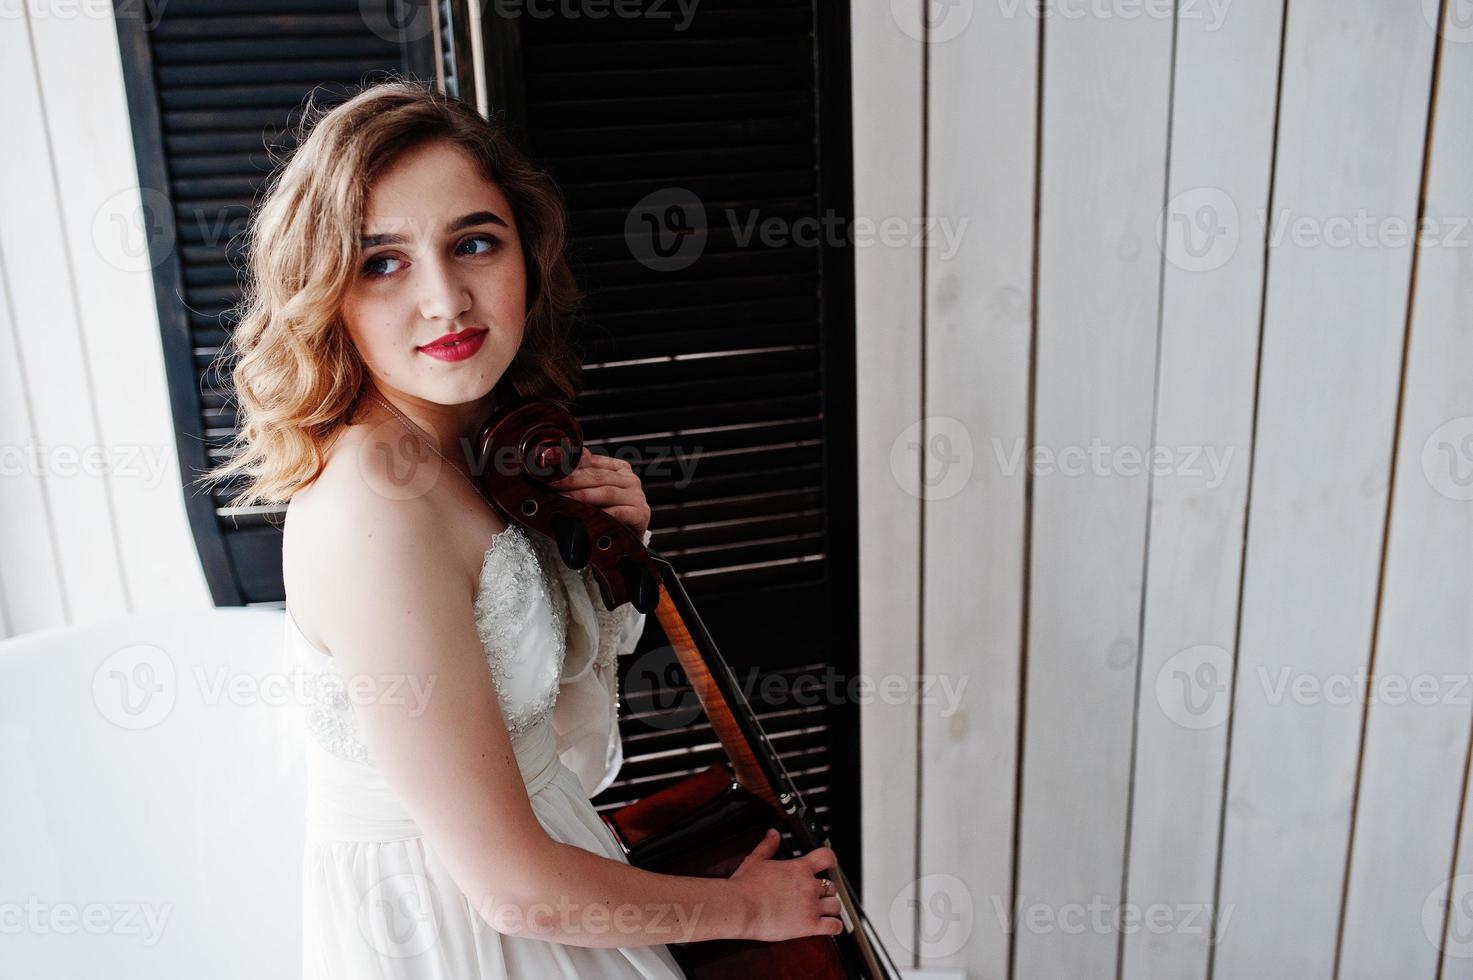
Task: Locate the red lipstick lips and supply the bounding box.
[417,327,487,363]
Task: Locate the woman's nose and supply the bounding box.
[416,253,472,322]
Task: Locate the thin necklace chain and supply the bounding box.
[367,392,491,505]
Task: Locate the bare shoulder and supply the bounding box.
[283,424,460,658]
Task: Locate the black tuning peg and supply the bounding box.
[551,512,591,569]
[620,558,660,615]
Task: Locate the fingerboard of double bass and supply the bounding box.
[648,555,817,841]
[648,556,895,978]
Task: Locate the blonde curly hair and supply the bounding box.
[200,78,584,509]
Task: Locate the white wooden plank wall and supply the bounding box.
[1122,0,1282,978]
[921,0,1035,978]
[855,3,1470,978]
[1339,8,1473,978]
[852,1,927,972]
[1214,0,1437,975]
[0,7,209,639]
[1016,0,1174,975]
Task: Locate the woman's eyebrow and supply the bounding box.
[359,210,509,247]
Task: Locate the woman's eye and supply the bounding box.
[359,235,500,279]
[457,234,502,257]
[360,254,403,279]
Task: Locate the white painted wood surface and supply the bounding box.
[0,12,131,626]
[28,13,209,618]
[923,1,1036,977]
[1337,16,1473,980]
[1014,6,1174,979]
[1120,3,1282,979]
[0,9,209,640]
[0,221,68,633]
[854,3,1466,978]
[851,3,926,971]
[1213,2,1437,977]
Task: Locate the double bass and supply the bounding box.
[469,398,901,980]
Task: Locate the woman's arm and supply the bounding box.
[302,486,839,949]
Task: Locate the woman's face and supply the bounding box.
[341,139,528,411]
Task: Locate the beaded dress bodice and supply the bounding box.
[289,522,583,765]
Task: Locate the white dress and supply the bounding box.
[284,522,688,979]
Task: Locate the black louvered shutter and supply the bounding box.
[118,0,860,883]
[503,3,862,873]
[116,0,427,602]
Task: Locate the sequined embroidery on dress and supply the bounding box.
[300,522,571,764]
[474,525,570,738]
[303,669,369,764]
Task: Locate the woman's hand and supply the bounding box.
[728,828,844,943]
[546,450,651,538]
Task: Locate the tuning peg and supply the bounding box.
[620,558,660,614]
[530,431,581,482]
[551,512,591,569]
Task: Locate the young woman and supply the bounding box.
[204,80,843,978]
